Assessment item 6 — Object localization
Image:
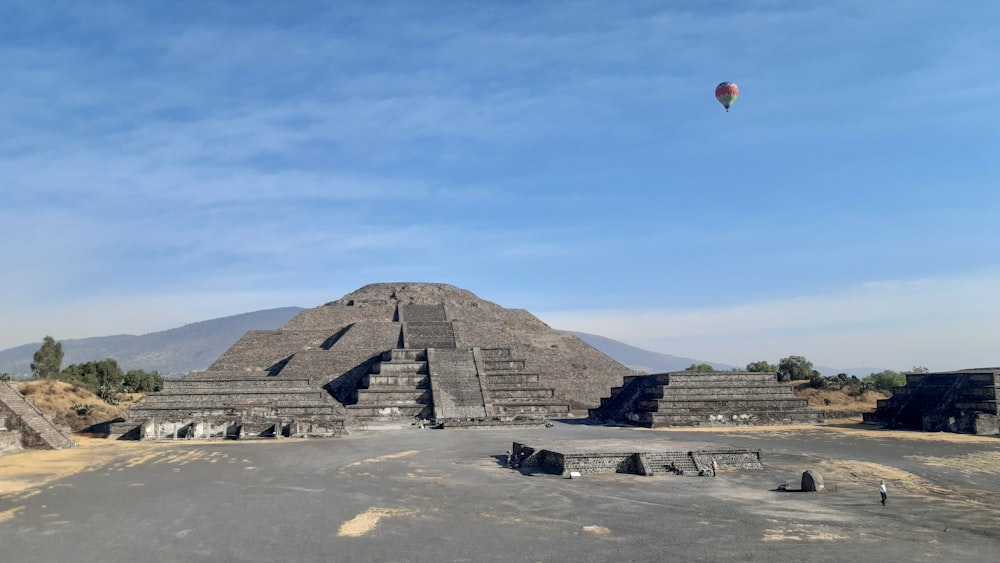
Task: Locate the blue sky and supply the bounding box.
[1,1,998,371]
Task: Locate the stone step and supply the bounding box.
[642,386,796,398]
[362,374,429,388]
[345,404,432,419]
[484,373,540,385]
[374,362,428,375]
[382,349,427,362]
[641,411,819,427]
[148,388,323,397]
[142,396,333,408]
[130,405,343,417]
[664,373,780,385]
[638,452,699,475]
[953,401,998,411]
[482,359,527,372]
[479,348,513,361]
[355,389,431,405]
[163,378,313,390]
[488,388,554,399]
[636,399,811,412]
[492,401,569,414]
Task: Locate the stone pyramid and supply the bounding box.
[119,283,637,438]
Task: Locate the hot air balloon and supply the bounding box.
[715,82,739,112]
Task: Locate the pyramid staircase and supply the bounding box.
[343,302,568,426]
[590,372,819,427]
[478,348,569,418]
[346,349,434,422]
[0,381,75,450]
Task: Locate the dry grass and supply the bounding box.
[787,380,888,416]
[15,380,138,432]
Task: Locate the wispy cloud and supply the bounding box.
[537,271,1000,372]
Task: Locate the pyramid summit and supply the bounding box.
[117,283,637,438]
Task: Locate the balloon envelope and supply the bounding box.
[715,82,739,110]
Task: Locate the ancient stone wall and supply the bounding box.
[865,369,1000,434]
[0,429,23,454]
[207,330,334,373]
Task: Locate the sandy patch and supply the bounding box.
[0,506,25,522]
[0,438,224,496]
[763,526,849,542]
[337,507,416,537]
[346,450,419,467]
[582,525,611,535]
[906,450,1000,474]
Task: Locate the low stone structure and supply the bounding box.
[863,368,1000,434]
[119,283,637,438]
[509,438,763,477]
[801,470,824,492]
[0,381,75,453]
[589,371,820,427]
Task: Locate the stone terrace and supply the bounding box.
[119,376,347,439]
[590,371,820,427]
[864,368,1000,434]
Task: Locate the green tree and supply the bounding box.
[60,358,126,403]
[0,373,12,381]
[865,370,906,391]
[684,363,715,372]
[123,369,163,392]
[776,355,819,382]
[746,360,778,373]
[31,336,63,379]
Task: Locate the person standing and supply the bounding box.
[879,480,888,506]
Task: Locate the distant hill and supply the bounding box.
[564,331,736,373]
[0,308,305,377]
[0,307,875,379]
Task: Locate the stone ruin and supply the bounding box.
[0,381,75,454]
[589,371,821,427]
[113,283,637,439]
[863,368,1000,435]
[510,438,763,477]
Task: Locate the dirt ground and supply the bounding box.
[3,421,1000,562]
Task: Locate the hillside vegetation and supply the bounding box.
[790,380,889,418]
[17,380,139,432]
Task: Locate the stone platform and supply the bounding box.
[509,438,763,477]
[590,371,820,428]
[864,368,1000,434]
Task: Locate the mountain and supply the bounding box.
[1,308,873,378]
[564,331,736,373]
[0,307,305,377]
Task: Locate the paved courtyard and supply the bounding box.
[2,421,999,562]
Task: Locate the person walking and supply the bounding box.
[879,480,888,506]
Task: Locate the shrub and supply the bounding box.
[73,403,96,416]
[97,384,121,405]
[865,370,906,391]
